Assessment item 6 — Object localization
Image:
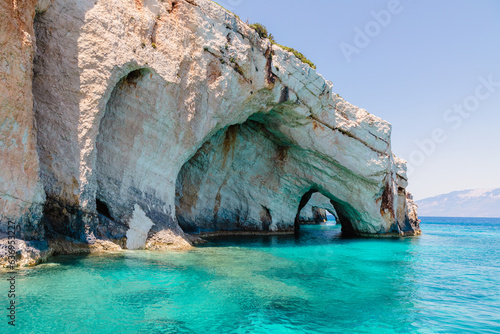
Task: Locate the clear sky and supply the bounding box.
[221,0,500,200]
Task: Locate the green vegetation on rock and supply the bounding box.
[249,23,268,39]
[211,1,316,70]
[249,23,316,69]
[271,42,317,70]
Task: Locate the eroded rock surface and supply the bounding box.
[0,0,420,265]
[0,0,46,242]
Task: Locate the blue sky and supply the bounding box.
[222,0,500,200]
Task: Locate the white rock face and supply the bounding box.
[0,0,46,241]
[0,0,420,260]
[126,205,155,250]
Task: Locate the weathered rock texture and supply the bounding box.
[0,0,46,241]
[0,0,420,265]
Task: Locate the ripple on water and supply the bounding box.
[0,219,499,333]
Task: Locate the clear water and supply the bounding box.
[1,217,499,333]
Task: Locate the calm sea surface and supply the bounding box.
[1,217,499,333]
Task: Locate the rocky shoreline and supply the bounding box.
[1,0,420,267]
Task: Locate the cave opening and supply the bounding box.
[294,189,317,233]
[175,113,297,234]
[294,189,359,237]
[297,192,338,226]
[175,110,362,238]
[93,66,175,245]
[96,198,113,220]
[95,68,155,229]
[326,210,337,222]
[174,117,292,234]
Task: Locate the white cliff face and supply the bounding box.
[0,0,46,241]
[126,205,155,250]
[0,0,420,263]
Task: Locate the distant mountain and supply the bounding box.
[416,188,500,218]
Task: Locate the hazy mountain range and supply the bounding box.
[416,188,500,218]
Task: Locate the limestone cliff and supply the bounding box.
[0,0,420,266]
[0,0,47,239]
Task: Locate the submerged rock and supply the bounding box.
[0,0,420,265]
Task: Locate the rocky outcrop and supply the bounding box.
[300,206,327,225]
[0,0,420,265]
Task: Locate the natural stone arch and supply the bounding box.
[175,116,297,234]
[77,63,163,209]
[26,0,419,255]
[93,67,189,249]
[294,188,363,236]
[174,109,393,237]
[298,192,338,225]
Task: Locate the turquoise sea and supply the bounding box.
[1,217,499,333]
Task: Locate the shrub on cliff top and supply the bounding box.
[249,23,268,39]
[273,43,316,70]
[250,23,316,70]
[211,1,317,70]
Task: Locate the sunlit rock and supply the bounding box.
[0,0,46,242]
[0,0,420,265]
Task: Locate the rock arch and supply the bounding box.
[174,105,417,237]
[92,67,193,249]
[24,0,419,256]
[298,193,338,225]
[293,188,363,237]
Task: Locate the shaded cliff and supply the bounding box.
[0,0,420,266]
